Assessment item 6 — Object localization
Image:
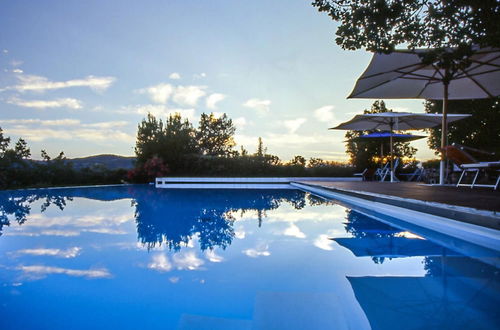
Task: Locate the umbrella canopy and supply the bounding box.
[331,112,470,131]
[331,112,470,182]
[348,47,500,184]
[351,132,425,143]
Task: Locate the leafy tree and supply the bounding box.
[288,155,306,167]
[134,113,198,172]
[424,98,500,157]
[0,128,10,156]
[197,113,236,157]
[312,0,500,52]
[344,100,417,170]
[256,137,266,157]
[135,113,165,165]
[162,113,199,171]
[14,138,30,159]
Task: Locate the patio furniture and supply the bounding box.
[354,168,376,181]
[347,46,500,185]
[378,158,399,182]
[443,144,500,189]
[398,167,425,182]
[331,112,469,182]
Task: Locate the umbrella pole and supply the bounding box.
[439,83,449,185]
[380,142,384,170]
[390,125,395,182]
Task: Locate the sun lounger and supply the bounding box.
[377,159,399,182]
[443,144,499,190]
[354,168,376,181]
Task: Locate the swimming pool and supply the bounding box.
[0,185,498,329]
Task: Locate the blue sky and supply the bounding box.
[0,0,431,161]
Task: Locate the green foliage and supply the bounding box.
[344,100,417,170]
[197,113,236,157]
[135,113,165,166]
[424,98,500,157]
[0,128,128,189]
[135,113,198,172]
[312,0,500,52]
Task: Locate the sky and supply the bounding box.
[0,0,433,161]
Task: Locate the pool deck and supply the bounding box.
[294,181,500,230]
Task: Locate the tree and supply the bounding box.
[424,98,500,157]
[288,155,306,167]
[196,113,236,157]
[256,137,266,157]
[14,138,30,159]
[162,113,199,171]
[344,100,417,170]
[0,128,10,157]
[312,0,500,53]
[135,113,165,166]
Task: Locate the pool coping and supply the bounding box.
[292,181,500,230]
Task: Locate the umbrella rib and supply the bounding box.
[416,68,441,98]
[358,63,430,80]
[351,64,431,97]
[467,54,500,69]
[461,71,495,97]
[455,67,500,80]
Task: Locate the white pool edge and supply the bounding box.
[292,182,500,253]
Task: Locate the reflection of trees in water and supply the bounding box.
[423,256,499,278]
[0,190,72,236]
[132,189,313,252]
[0,186,330,253]
[343,210,403,264]
[344,210,400,239]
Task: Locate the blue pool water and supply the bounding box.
[0,185,498,329]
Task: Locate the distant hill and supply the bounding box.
[67,154,135,170]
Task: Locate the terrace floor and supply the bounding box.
[295,181,500,229]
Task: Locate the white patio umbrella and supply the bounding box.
[348,47,500,184]
[331,112,470,182]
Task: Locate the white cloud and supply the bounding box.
[169,276,180,283]
[12,68,23,74]
[314,105,335,123]
[243,243,271,258]
[205,250,224,263]
[169,72,181,80]
[18,265,111,279]
[0,119,81,126]
[194,72,207,79]
[172,251,204,270]
[233,117,247,130]
[84,121,128,129]
[313,234,334,251]
[12,247,81,258]
[5,74,116,93]
[1,119,135,143]
[2,49,8,54]
[7,97,82,109]
[282,224,306,238]
[138,83,174,104]
[131,104,196,122]
[206,93,226,110]
[234,227,246,239]
[148,253,172,272]
[243,98,271,115]
[173,85,206,107]
[284,118,306,134]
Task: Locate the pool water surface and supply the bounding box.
[0,185,498,329]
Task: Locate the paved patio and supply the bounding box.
[295,181,500,229]
[297,181,500,211]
